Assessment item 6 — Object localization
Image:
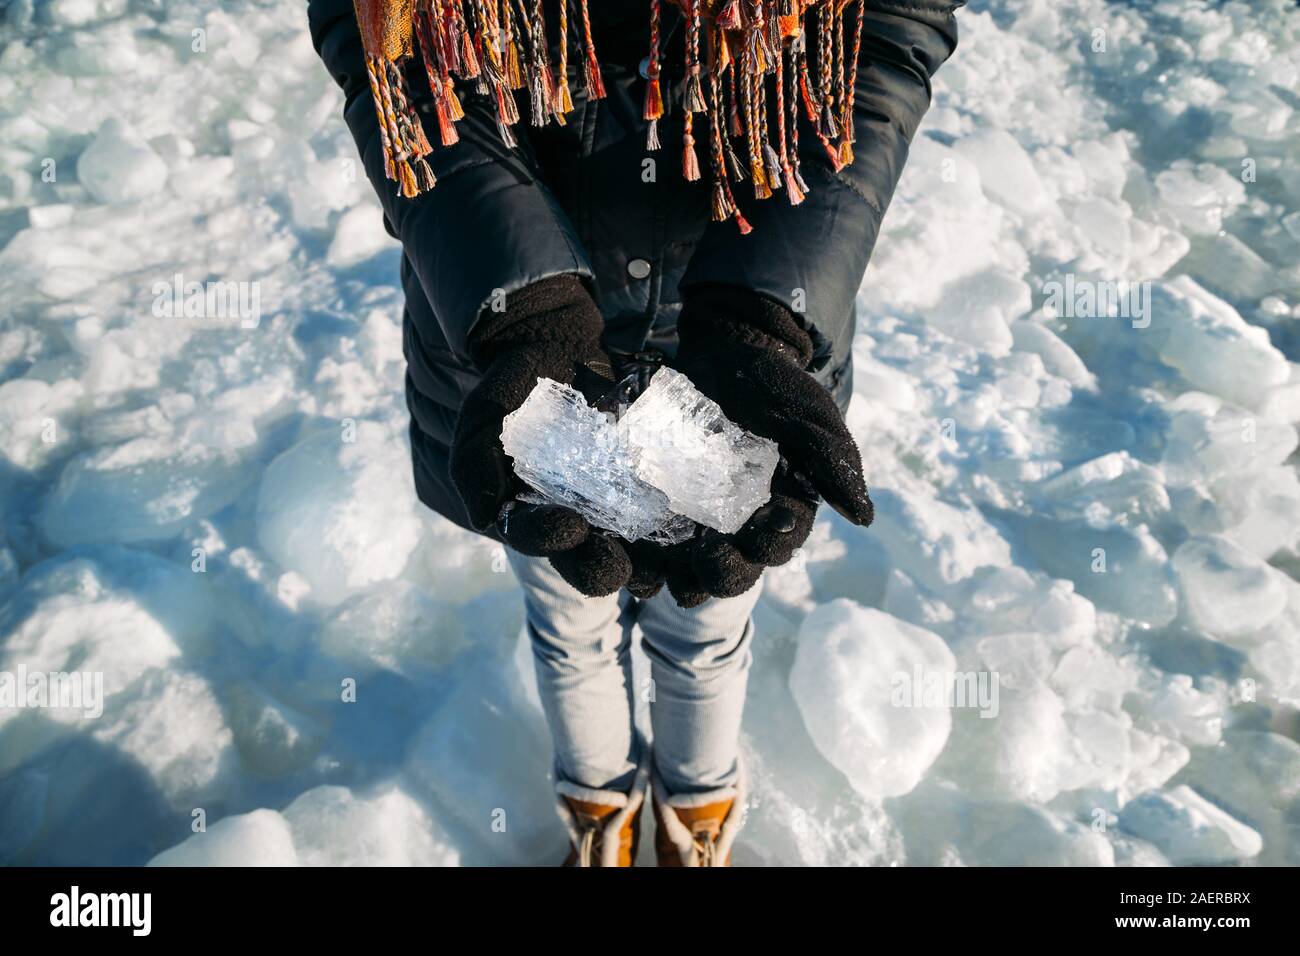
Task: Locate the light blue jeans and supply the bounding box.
[508,551,761,798]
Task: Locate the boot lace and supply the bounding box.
[693,831,719,867]
[575,819,600,867]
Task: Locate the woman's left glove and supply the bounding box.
[664,284,874,605]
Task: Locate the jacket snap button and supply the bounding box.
[627,258,651,280]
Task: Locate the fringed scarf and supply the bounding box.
[352,0,865,233]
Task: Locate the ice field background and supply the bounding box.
[1,0,1299,865]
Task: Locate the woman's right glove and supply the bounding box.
[449,275,652,597]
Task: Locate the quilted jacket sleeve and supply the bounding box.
[307,0,595,362]
[680,0,963,361]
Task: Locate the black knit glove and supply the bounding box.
[450,275,652,597]
[664,284,874,606]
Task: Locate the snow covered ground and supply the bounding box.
[1,0,1298,866]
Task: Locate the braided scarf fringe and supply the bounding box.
[352,0,865,229]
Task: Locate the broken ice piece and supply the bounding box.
[500,369,779,543]
[618,368,778,534]
[500,378,688,543]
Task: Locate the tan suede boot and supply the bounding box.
[652,766,746,867]
[554,758,649,867]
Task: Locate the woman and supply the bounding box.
[308,0,960,866]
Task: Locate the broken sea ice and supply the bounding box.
[499,368,778,543]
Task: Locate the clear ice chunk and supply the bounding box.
[500,369,778,543]
[618,368,778,534]
[499,379,688,543]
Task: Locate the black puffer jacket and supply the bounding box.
[307,0,961,534]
